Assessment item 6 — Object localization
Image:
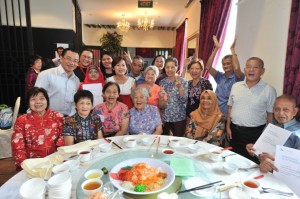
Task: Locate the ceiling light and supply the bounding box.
[117,14,130,32]
[137,13,154,31]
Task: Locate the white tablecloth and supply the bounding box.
[0,135,297,199]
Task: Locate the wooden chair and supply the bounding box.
[0,97,21,159]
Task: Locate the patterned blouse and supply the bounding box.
[129,104,162,135]
[186,116,226,146]
[11,109,64,168]
[62,113,102,144]
[93,102,129,137]
[159,76,188,122]
[187,78,213,116]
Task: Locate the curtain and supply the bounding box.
[174,19,187,75]
[198,0,232,78]
[283,0,300,121]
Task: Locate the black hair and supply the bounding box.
[152,55,166,74]
[102,82,120,94]
[80,48,94,58]
[61,48,77,57]
[26,87,50,110]
[100,51,113,73]
[222,55,232,63]
[29,55,42,67]
[74,90,94,105]
[111,56,127,75]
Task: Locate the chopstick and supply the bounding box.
[148,136,158,152]
[104,138,122,149]
[178,180,222,194]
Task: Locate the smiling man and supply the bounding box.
[226,57,277,162]
[74,49,94,82]
[35,48,80,116]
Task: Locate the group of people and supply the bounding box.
[13,36,300,174]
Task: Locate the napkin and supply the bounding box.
[21,155,63,179]
[57,140,99,154]
[170,157,195,177]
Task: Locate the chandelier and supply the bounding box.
[137,14,154,31]
[117,15,130,32]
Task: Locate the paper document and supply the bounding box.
[253,123,291,156]
[274,145,300,198]
[82,83,103,107]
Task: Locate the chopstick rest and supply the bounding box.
[178,180,222,194]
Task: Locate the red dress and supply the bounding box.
[11,109,64,168]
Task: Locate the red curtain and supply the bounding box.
[283,0,300,121]
[174,19,187,75]
[198,0,232,78]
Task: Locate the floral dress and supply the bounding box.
[11,109,64,168]
[129,104,162,134]
[93,102,129,137]
[62,112,102,144]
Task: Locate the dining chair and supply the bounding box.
[0,97,21,159]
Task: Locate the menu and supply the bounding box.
[274,145,300,198]
[253,123,291,156]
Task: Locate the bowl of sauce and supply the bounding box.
[162,149,175,155]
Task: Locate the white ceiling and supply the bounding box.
[78,0,194,27]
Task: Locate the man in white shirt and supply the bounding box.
[52,46,64,67]
[35,48,80,116]
[226,57,277,162]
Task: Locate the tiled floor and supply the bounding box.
[0,157,19,186]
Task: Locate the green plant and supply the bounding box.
[99,31,123,55]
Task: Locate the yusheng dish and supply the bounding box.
[110,162,167,192]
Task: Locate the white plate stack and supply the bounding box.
[19,178,46,199]
[48,172,72,199]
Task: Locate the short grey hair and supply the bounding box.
[130,87,150,101]
[144,65,159,78]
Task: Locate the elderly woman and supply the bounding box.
[25,55,42,93]
[129,87,163,135]
[185,90,225,146]
[186,59,212,116]
[106,56,136,109]
[138,66,167,108]
[63,90,103,145]
[93,82,129,137]
[159,57,188,136]
[11,87,64,170]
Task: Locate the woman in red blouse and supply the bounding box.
[11,87,64,170]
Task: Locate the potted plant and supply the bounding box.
[99,31,123,56]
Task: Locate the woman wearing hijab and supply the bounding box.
[79,65,105,90]
[185,90,225,146]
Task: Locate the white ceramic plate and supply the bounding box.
[227,156,252,169]
[184,177,216,197]
[229,188,250,199]
[109,158,175,195]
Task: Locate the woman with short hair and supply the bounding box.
[129,87,162,135]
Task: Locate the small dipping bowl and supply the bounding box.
[162,148,175,155]
[187,143,202,153]
[142,137,155,146]
[84,169,104,180]
[99,143,112,152]
[222,162,238,174]
[81,179,103,196]
[209,148,222,162]
[19,178,46,199]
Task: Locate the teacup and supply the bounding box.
[84,169,104,180]
[123,137,137,148]
[169,138,180,148]
[222,162,238,174]
[77,149,92,162]
[242,179,260,196]
[81,179,103,196]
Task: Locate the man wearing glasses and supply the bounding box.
[35,48,80,116]
[74,49,94,82]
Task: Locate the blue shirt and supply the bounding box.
[278,119,300,148]
[129,104,162,135]
[214,71,244,116]
[128,72,145,85]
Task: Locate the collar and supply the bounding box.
[57,65,76,78]
[241,79,265,88]
[282,118,298,129]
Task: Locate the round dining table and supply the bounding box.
[0,135,297,199]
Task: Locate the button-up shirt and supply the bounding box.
[35,65,80,116]
[276,119,300,148]
[214,71,244,116]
